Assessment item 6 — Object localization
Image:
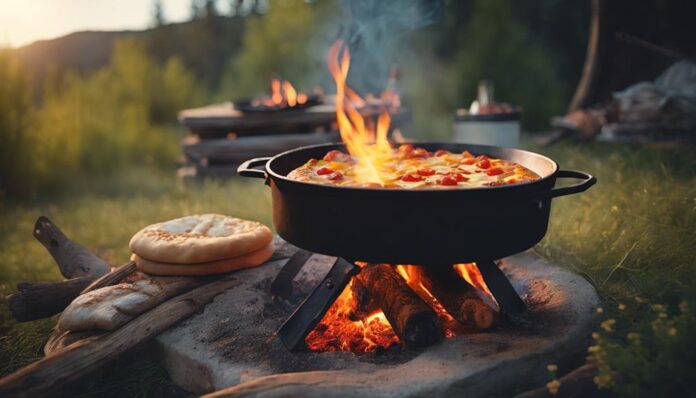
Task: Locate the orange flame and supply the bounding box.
[327,40,394,185]
[454,263,499,311]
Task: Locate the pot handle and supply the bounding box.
[548,169,597,198]
[237,157,271,179]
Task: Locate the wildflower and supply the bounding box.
[592,332,600,340]
[594,373,613,388]
[546,379,561,395]
[652,304,665,312]
[658,312,668,319]
[588,345,600,353]
[618,303,626,311]
[627,332,640,342]
[601,319,616,332]
[596,307,604,314]
[668,327,677,336]
[679,301,689,313]
[547,364,558,372]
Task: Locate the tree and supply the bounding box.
[152,0,166,27]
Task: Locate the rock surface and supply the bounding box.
[155,249,599,397]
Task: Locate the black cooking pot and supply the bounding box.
[238,142,595,265]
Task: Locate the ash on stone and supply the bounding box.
[156,250,599,397]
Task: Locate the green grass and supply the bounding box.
[0,141,694,396]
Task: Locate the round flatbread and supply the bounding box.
[129,214,273,264]
[133,243,274,276]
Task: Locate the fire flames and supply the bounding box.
[327,40,395,185]
[254,78,308,108]
[305,263,496,353]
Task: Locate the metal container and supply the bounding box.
[453,111,521,148]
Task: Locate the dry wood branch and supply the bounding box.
[32,216,109,278]
[7,277,94,321]
[421,268,498,330]
[80,261,137,294]
[347,278,377,321]
[0,276,241,398]
[356,264,442,348]
[44,330,105,357]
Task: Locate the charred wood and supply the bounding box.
[356,264,442,348]
[421,268,498,330]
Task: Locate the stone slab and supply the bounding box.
[155,251,599,397]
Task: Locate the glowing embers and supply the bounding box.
[305,262,499,353]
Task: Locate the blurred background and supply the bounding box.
[0,0,592,198]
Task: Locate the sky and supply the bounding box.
[0,0,200,48]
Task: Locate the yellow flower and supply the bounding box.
[601,319,616,332]
[596,307,604,314]
[627,332,640,341]
[658,312,668,319]
[546,379,561,395]
[679,301,689,313]
[618,303,626,311]
[594,373,613,388]
[547,364,558,372]
[588,345,600,353]
[652,304,665,312]
[592,332,600,340]
[668,327,677,336]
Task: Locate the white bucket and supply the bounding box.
[452,111,521,148]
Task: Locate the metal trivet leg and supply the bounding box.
[270,249,314,300]
[476,260,526,315]
[277,257,360,351]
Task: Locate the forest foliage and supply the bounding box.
[1,0,586,199]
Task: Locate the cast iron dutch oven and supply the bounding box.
[238,142,596,266]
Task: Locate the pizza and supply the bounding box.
[287,144,540,189]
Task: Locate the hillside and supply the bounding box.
[14,16,247,94]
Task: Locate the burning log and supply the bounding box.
[347,278,377,321]
[421,268,498,330]
[356,264,442,348]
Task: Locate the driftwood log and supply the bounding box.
[0,276,242,398]
[356,264,442,348]
[6,262,137,322]
[32,216,109,278]
[421,268,498,330]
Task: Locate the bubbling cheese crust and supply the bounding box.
[286,144,540,189]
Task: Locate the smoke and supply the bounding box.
[335,0,443,93]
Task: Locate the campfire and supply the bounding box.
[305,262,499,353]
[235,78,321,113]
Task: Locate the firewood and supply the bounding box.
[421,268,498,330]
[44,330,105,356]
[6,262,138,322]
[7,277,94,321]
[81,261,137,294]
[32,216,109,278]
[356,264,442,348]
[347,278,377,321]
[0,276,242,398]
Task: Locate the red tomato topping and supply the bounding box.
[329,171,343,180]
[477,159,491,169]
[434,149,450,157]
[506,178,518,184]
[438,176,458,186]
[417,168,436,176]
[322,150,342,161]
[401,173,423,182]
[461,158,476,165]
[457,169,472,175]
[452,173,469,182]
[486,167,504,176]
[316,167,333,175]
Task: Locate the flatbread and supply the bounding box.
[58,275,200,332]
[133,243,274,276]
[129,214,273,264]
